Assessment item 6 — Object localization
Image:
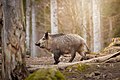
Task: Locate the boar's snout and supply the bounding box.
[35,42,40,46]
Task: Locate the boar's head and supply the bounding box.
[35,32,49,48]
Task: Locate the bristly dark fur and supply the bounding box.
[50,33,65,38]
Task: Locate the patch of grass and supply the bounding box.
[90,52,98,55]
[65,64,89,72]
[77,64,89,72]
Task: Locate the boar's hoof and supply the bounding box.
[80,56,87,61]
[69,60,73,62]
[54,61,60,65]
[80,58,84,61]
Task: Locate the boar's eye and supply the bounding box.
[42,37,46,40]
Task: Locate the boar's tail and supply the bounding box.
[84,43,91,54]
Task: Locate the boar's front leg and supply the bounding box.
[53,50,61,64]
[69,50,76,62]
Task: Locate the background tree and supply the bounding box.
[0,1,2,79]
[25,0,51,57]
[57,0,93,51]
[1,0,28,79]
[100,0,120,47]
[92,0,102,52]
[58,0,82,34]
[51,0,58,34]
[26,0,31,55]
[31,0,37,57]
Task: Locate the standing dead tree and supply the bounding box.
[1,0,28,80]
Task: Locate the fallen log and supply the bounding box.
[81,51,120,63]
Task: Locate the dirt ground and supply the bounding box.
[26,53,120,80]
[26,54,87,65]
[61,62,120,80]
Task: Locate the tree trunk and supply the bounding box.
[1,0,28,80]
[31,0,37,57]
[26,0,31,55]
[109,17,113,40]
[0,0,2,48]
[92,0,101,52]
[51,0,58,34]
[81,0,87,42]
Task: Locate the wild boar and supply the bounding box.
[35,32,90,64]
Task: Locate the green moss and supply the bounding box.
[61,64,90,80]
[55,70,66,80]
[77,64,89,72]
[25,68,65,80]
[65,64,89,72]
[22,0,26,18]
[90,52,98,55]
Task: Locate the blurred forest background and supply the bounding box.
[0,0,120,57]
[23,0,120,57]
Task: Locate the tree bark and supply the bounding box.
[31,0,37,57]
[0,0,2,49]
[92,0,102,52]
[1,0,28,80]
[51,0,58,34]
[26,0,31,55]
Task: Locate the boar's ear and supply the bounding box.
[45,32,49,39]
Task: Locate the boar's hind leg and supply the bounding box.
[78,51,87,61]
[77,45,87,61]
[81,52,87,61]
[69,50,76,62]
[53,51,61,64]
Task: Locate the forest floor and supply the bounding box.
[0,52,120,80]
[26,49,120,80]
[0,53,120,80]
[61,62,120,80]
